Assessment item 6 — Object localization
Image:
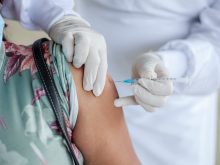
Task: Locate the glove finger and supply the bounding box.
[155,63,169,78]
[133,84,167,107]
[73,33,90,68]
[83,49,100,91]
[93,50,108,96]
[62,33,74,62]
[134,95,155,112]
[114,96,138,107]
[138,78,173,96]
[139,65,157,79]
[134,54,158,79]
[155,63,173,95]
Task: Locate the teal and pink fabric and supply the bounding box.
[0,41,83,165]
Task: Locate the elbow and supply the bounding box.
[197,61,220,95]
[208,70,220,93]
[200,75,220,95]
[175,78,220,96]
[178,66,220,95]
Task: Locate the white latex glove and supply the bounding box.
[114,52,173,112]
[49,15,107,96]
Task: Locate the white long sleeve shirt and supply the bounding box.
[1,0,77,32]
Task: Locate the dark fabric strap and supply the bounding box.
[32,38,79,165]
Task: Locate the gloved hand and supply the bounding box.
[49,15,107,96]
[114,52,173,112]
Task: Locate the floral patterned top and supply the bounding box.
[0,41,83,165]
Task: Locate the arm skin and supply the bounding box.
[69,65,140,165]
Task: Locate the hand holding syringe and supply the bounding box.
[114,77,189,111]
[114,52,188,111]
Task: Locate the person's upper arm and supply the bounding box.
[69,65,140,165]
[1,0,78,31]
[156,0,220,95]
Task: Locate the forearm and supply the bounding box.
[69,65,140,165]
[156,1,220,95]
[157,38,220,95]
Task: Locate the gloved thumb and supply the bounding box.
[61,33,75,62]
[139,67,157,79]
[114,96,138,107]
[133,52,161,79]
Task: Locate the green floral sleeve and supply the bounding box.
[0,41,83,165]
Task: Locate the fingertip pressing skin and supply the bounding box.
[114,96,138,107]
[73,33,90,68]
[82,50,100,92]
[114,100,119,107]
[93,61,108,97]
[62,34,75,62]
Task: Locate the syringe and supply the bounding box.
[115,77,189,85]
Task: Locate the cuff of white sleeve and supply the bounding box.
[45,12,78,32]
[156,50,188,78]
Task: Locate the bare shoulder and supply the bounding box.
[68,65,140,165]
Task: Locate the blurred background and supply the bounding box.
[4,19,220,165]
[217,95,220,165]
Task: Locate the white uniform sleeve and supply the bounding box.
[156,0,220,95]
[1,0,80,32]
